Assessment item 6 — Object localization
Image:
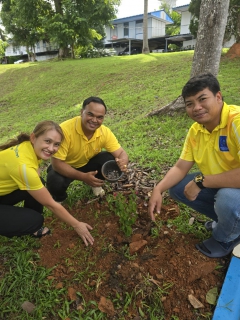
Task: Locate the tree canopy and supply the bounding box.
[159,0,181,36]
[0,0,120,58]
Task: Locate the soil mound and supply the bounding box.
[226,43,240,59]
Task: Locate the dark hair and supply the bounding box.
[82,96,107,112]
[182,72,221,100]
[0,120,64,151]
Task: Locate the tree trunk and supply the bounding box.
[142,0,150,54]
[53,0,69,58]
[58,47,69,59]
[53,0,63,14]
[236,8,240,43]
[191,0,230,77]
[147,95,185,116]
[71,44,75,59]
[147,0,230,117]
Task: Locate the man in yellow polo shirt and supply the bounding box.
[148,72,240,258]
[47,96,128,200]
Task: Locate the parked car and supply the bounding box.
[118,47,142,56]
[14,59,28,64]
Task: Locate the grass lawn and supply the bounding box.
[0,51,240,319]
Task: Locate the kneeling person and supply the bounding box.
[47,96,128,202]
[148,73,240,258]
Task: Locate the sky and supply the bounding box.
[116,0,189,18]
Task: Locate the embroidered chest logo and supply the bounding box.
[219,136,229,152]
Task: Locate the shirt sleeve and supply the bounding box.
[10,165,44,191]
[180,130,194,162]
[231,118,240,161]
[102,127,121,152]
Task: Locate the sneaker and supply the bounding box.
[204,220,217,232]
[196,234,240,258]
[92,187,105,197]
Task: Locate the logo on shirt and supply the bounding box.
[11,145,20,158]
[219,136,229,152]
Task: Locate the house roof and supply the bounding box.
[166,33,194,42]
[112,10,173,25]
[172,4,190,13]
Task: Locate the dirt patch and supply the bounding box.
[37,189,230,319]
[226,43,240,59]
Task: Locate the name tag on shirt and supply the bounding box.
[219,136,229,152]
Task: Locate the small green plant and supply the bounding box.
[106,191,138,236]
[54,240,61,248]
[120,244,137,260]
[65,180,93,208]
[151,220,162,238]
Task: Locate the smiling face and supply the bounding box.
[184,88,223,132]
[81,101,106,138]
[30,129,62,160]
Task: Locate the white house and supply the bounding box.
[104,10,174,54]
[4,40,59,62]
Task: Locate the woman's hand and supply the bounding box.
[73,222,94,246]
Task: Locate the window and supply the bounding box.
[136,19,143,25]
[136,19,143,33]
[124,22,129,37]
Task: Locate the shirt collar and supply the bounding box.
[218,102,229,129]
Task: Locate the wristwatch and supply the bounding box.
[193,173,205,189]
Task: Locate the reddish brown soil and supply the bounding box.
[37,190,230,320]
[226,42,240,59]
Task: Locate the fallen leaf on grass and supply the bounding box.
[21,301,35,313]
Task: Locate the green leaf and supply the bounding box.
[206,287,218,305]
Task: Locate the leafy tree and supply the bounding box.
[0,26,6,41]
[0,0,52,60]
[225,0,240,43]
[0,39,8,58]
[44,0,120,58]
[0,0,120,59]
[188,0,201,38]
[159,0,181,36]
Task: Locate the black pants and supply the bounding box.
[46,151,114,202]
[0,189,44,237]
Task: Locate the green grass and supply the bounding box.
[0,50,240,319]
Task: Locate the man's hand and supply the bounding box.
[115,157,128,172]
[73,222,94,246]
[184,180,201,201]
[148,188,163,221]
[82,171,104,187]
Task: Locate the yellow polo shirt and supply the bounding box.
[0,141,43,196]
[180,103,240,175]
[53,116,121,168]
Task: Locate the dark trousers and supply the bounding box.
[0,189,44,237]
[46,151,114,202]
